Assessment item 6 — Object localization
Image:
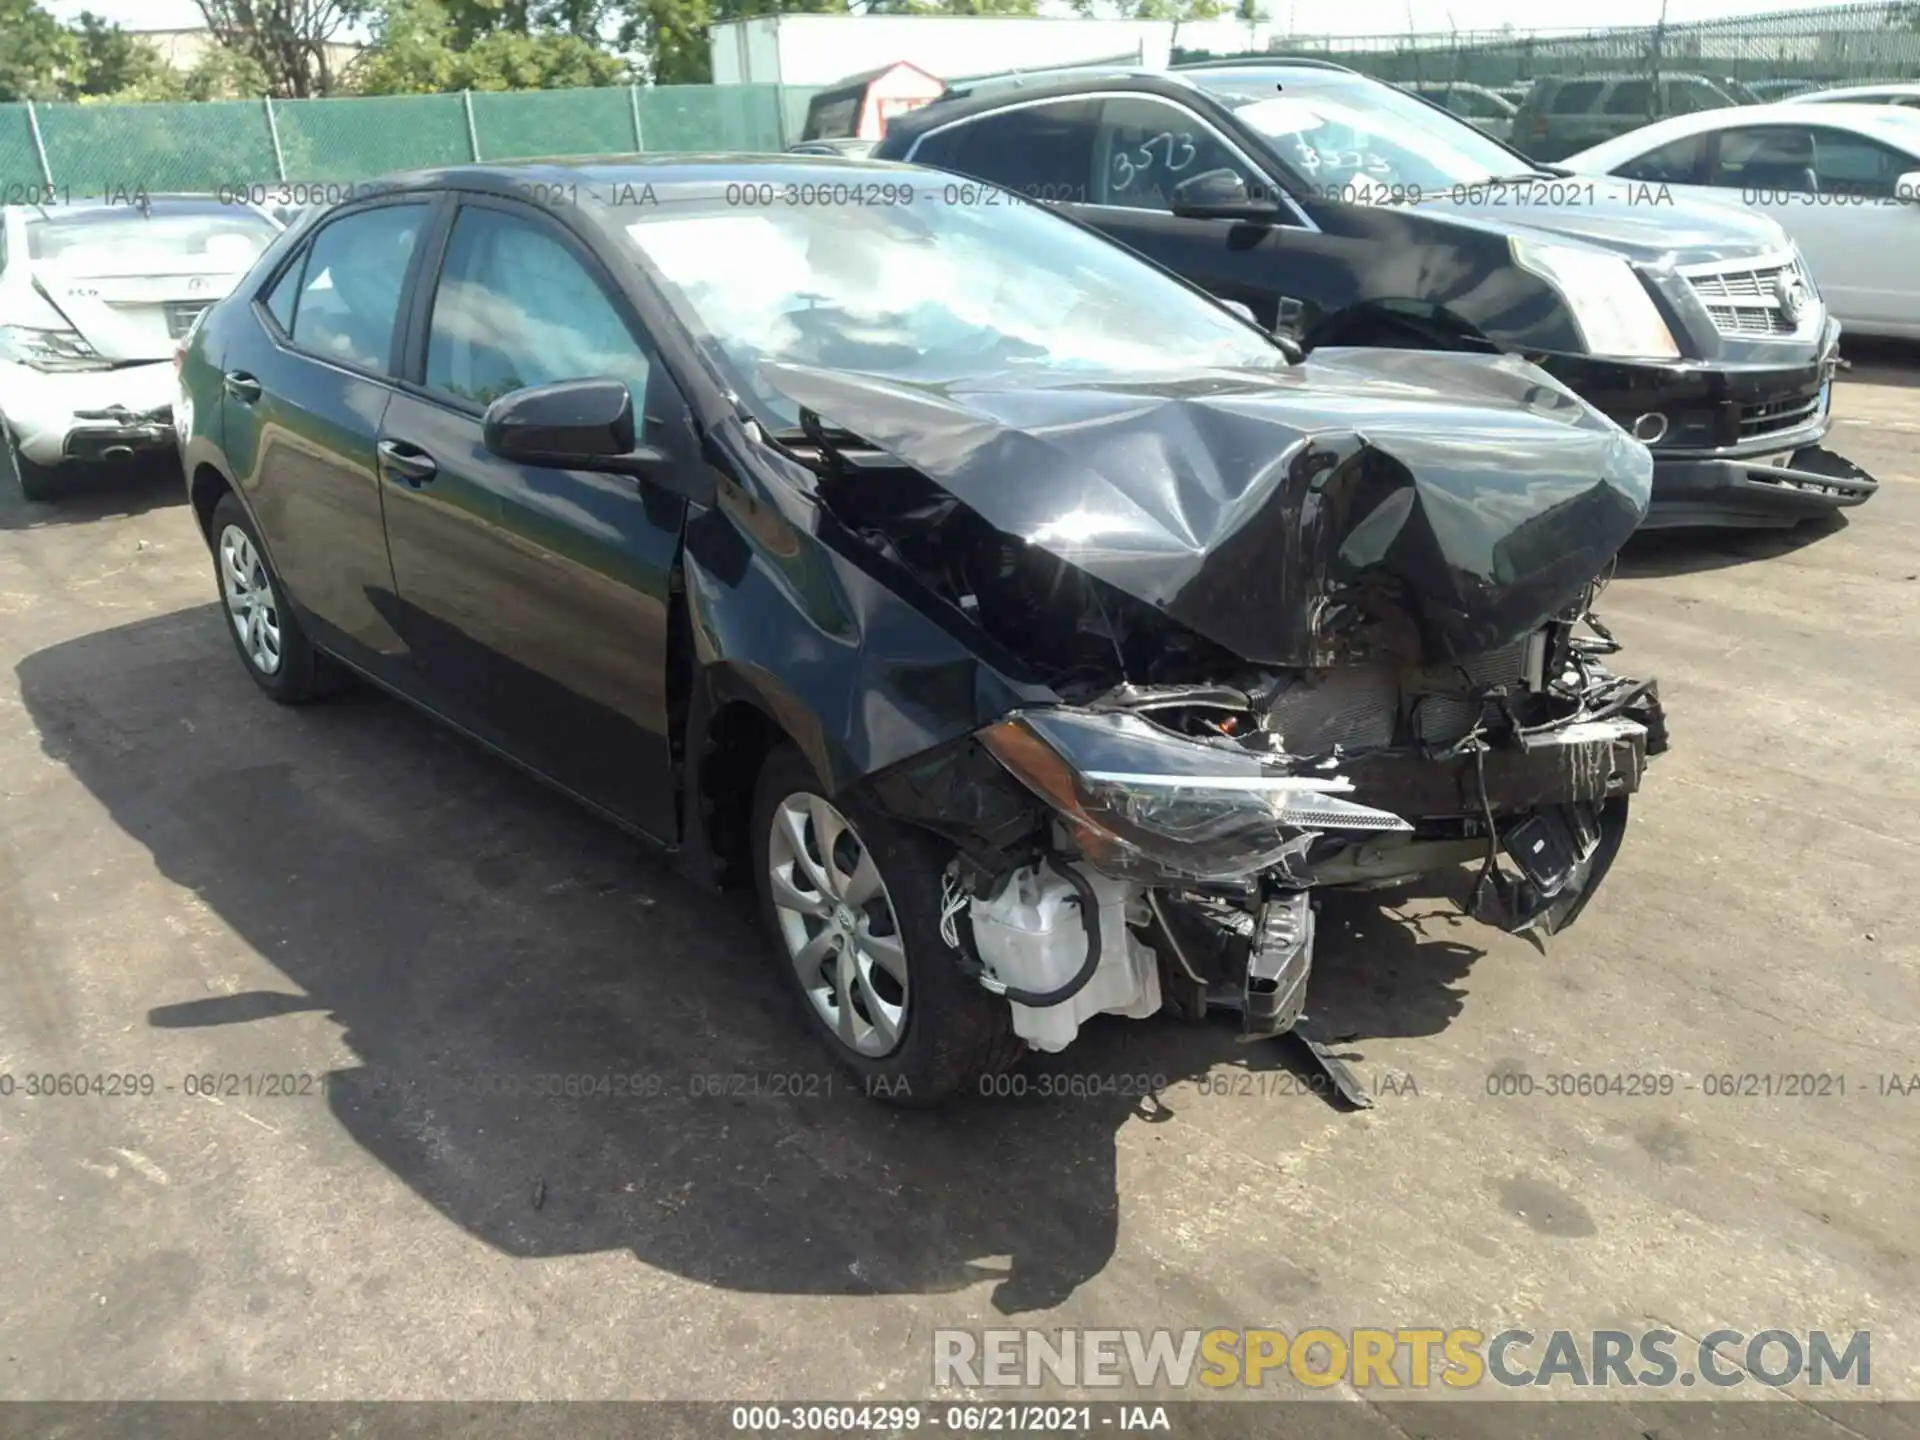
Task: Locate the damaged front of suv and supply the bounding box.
[626,170,1667,1099]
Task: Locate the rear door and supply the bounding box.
[376,195,687,839]
[217,197,434,675]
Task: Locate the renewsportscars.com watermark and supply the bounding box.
[933,1328,1873,1391]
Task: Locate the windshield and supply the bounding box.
[26,203,278,274]
[624,192,1285,428]
[1190,71,1537,195]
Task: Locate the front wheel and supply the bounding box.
[750,744,1024,1105]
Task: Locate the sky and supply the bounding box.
[41,0,1877,40]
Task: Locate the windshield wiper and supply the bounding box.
[1476,165,1573,183]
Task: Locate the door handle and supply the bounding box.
[377,439,438,487]
[222,370,261,403]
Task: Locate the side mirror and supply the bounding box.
[1896,170,1920,203]
[1170,168,1282,223]
[482,378,667,475]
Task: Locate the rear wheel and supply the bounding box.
[4,429,62,504]
[209,493,342,704]
[750,744,1023,1105]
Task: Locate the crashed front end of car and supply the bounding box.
[752,347,1668,1060]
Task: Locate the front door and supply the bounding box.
[377,198,687,840]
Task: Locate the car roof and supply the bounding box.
[882,59,1385,142]
[366,152,927,201]
[1784,82,1920,102]
[1563,101,1920,167]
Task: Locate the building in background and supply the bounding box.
[709,16,1178,90]
[130,26,364,79]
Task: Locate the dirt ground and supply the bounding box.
[2,350,1917,1416]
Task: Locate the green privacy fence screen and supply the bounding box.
[1178,2,1920,89]
[0,83,826,193]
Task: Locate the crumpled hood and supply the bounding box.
[762,350,1652,668]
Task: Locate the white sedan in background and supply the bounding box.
[1783,82,1920,110]
[1565,103,1920,339]
[2,195,282,503]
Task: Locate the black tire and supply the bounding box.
[208,492,344,704]
[5,429,63,504]
[750,743,1025,1105]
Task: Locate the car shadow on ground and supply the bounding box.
[1615,512,1849,579]
[17,605,1485,1313]
[0,455,185,532]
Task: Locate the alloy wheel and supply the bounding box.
[218,524,283,676]
[766,792,909,1057]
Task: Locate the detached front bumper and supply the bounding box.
[1646,442,1878,530]
[0,360,177,466]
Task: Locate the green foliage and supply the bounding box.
[355,0,629,94]
[66,12,173,98]
[0,0,74,102]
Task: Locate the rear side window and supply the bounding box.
[909,100,1100,201]
[263,252,305,333]
[1604,81,1652,115]
[1550,81,1605,114]
[287,203,426,373]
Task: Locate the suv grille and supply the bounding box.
[1739,391,1824,439]
[1685,258,1818,338]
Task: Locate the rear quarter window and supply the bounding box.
[1550,81,1605,114]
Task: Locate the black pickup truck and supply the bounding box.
[875,58,1878,529]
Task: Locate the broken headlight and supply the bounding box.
[978,708,1410,884]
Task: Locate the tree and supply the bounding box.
[65,12,174,98]
[353,0,628,92]
[0,0,74,102]
[193,0,368,97]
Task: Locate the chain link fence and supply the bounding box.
[0,83,824,194]
[1180,2,1920,90]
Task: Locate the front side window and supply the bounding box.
[287,203,426,373]
[625,191,1284,429]
[1092,97,1264,210]
[1711,126,1817,191]
[1806,127,1917,197]
[425,206,651,408]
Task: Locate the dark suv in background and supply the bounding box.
[875,58,1878,529]
[1514,72,1747,161]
